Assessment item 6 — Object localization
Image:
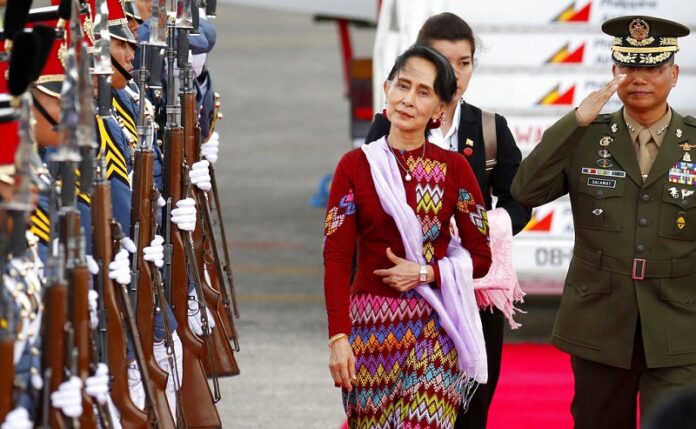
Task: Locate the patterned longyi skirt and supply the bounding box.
[343,290,469,429]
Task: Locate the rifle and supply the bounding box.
[112,222,163,428]
[206,95,240,344]
[51,32,97,429]
[131,47,177,426]
[92,158,150,429]
[162,0,221,423]
[74,8,118,424]
[41,244,70,429]
[93,0,162,422]
[0,270,16,423]
[178,11,239,377]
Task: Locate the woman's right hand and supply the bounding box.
[329,338,356,392]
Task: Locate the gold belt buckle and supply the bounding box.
[632,258,646,280]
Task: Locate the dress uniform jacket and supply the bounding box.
[366,101,531,234]
[511,108,696,369]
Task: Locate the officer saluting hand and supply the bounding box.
[512,15,696,429]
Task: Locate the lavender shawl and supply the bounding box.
[361,138,487,383]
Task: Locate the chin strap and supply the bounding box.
[112,57,133,81]
[31,93,59,127]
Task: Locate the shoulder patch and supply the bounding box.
[592,114,613,124]
[684,116,696,127]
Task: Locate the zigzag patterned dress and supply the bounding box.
[323,142,491,428]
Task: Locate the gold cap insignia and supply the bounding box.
[629,18,650,41]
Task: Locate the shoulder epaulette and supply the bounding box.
[593,114,613,124]
[684,115,696,127]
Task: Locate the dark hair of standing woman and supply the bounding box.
[416,12,476,60]
[385,45,457,105]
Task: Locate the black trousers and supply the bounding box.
[454,307,505,429]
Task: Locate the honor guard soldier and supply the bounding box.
[511,15,696,429]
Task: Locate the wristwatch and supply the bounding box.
[419,265,428,283]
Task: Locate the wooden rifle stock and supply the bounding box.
[131,148,177,427]
[92,173,149,429]
[182,91,239,378]
[61,211,97,429]
[42,269,69,429]
[164,124,221,428]
[0,337,15,422]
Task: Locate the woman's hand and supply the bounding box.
[329,338,356,391]
[374,247,427,292]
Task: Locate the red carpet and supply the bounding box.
[487,343,574,429]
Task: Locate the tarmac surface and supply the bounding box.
[206,4,558,427]
[206,4,374,428]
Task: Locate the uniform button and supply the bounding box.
[682,200,689,208]
[638,218,648,227]
[580,286,588,293]
[684,299,691,305]
[636,244,645,253]
[641,194,650,203]
[595,190,604,197]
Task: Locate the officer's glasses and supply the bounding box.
[616,64,674,77]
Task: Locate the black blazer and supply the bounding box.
[365,101,531,235]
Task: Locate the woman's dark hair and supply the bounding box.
[416,12,476,60]
[386,45,457,104]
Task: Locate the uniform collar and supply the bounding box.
[623,107,672,148]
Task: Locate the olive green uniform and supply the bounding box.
[511,108,696,426]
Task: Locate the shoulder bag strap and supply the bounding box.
[481,110,497,178]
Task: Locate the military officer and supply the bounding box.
[511,15,696,429]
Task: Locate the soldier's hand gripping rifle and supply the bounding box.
[161,0,221,424]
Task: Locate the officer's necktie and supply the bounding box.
[637,128,653,180]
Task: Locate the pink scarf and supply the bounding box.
[473,208,525,329]
[361,138,487,384]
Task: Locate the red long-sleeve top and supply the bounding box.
[323,142,492,337]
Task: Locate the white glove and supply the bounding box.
[85,363,109,406]
[50,376,83,418]
[1,407,32,429]
[127,361,146,411]
[191,52,207,77]
[158,196,166,208]
[187,294,216,336]
[88,289,99,330]
[31,372,43,390]
[143,235,165,268]
[108,249,132,286]
[189,160,211,192]
[201,132,219,164]
[171,198,197,232]
[120,236,136,254]
[86,255,99,275]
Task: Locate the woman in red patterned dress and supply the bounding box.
[323,45,492,428]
